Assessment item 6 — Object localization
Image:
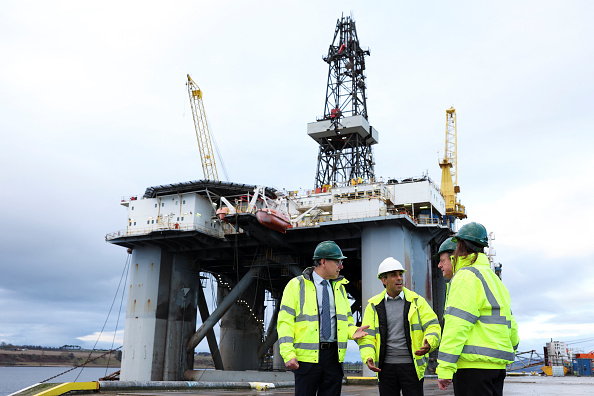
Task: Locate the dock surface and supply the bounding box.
[35,376,593,396]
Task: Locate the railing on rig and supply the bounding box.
[105,222,225,241]
[417,216,442,225]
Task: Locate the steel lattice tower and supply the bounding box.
[309,16,378,188]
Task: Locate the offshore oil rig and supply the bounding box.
[107,15,467,381]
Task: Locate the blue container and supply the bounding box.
[576,358,592,376]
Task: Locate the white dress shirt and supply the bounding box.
[312,270,337,342]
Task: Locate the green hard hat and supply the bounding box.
[452,222,489,248]
[433,237,457,259]
[312,241,347,260]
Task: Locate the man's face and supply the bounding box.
[381,270,404,296]
[438,252,453,280]
[320,258,343,279]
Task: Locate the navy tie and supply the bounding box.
[321,279,331,341]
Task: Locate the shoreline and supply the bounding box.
[0,349,121,369]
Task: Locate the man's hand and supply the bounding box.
[285,357,299,370]
[414,339,431,356]
[353,325,370,340]
[438,378,452,390]
[366,357,381,372]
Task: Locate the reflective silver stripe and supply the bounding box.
[423,318,439,331]
[460,267,500,311]
[479,316,508,325]
[438,350,459,363]
[358,343,374,350]
[280,305,295,316]
[294,342,318,350]
[445,306,478,324]
[293,342,349,351]
[366,328,377,337]
[462,345,515,361]
[415,298,423,330]
[339,286,346,299]
[298,276,306,315]
[426,332,441,343]
[416,356,427,366]
[295,314,318,322]
[336,314,348,322]
[411,323,422,331]
[278,336,294,344]
[458,267,513,327]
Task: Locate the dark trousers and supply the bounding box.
[453,368,506,396]
[293,345,343,396]
[377,362,423,396]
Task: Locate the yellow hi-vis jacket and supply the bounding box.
[437,253,519,379]
[277,267,359,363]
[358,288,441,380]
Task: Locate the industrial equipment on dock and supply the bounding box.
[106,15,458,382]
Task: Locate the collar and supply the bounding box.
[302,266,345,283]
[385,290,404,301]
[312,269,327,286]
[453,252,490,274]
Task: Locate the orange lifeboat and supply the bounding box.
[256,208,291,233]
[216,207,230,221]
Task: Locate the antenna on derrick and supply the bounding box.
[307,15,379,189]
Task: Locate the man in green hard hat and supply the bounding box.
[436,222,519,395]
[277,240,369,396]
[436,237,457,281]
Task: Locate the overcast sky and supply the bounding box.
[1,0,593,364]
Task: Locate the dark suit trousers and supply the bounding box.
[293,345,343,396]
[453,368,506,396]
[377,362,423,396]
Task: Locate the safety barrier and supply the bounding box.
[105,223,224,241]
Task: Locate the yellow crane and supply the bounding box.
[439,107,467,219]
[187,74,219,181]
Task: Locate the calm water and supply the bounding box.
[0,366,114,396]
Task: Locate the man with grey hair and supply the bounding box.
[277,241,369,396]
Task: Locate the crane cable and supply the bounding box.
[75,252,131,381]
[205,112,230,182]
[38,252,130,384]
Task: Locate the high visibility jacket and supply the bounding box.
[277,267,359,363]
[437,253,520,379]
[358,288,441,380]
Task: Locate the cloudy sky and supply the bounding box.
[1,0,593,363]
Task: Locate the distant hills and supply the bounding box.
[0,346,121,367]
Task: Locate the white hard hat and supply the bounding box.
[377,257,406,279]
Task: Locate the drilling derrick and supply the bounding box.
[308,15,379,188]
[439,107,467,219]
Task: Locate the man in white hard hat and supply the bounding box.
[358,257,441,396]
